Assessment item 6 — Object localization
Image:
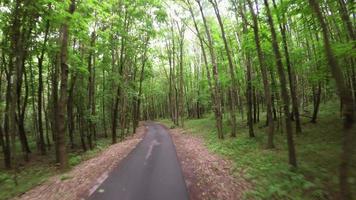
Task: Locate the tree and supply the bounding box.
[55,0,76,170]
[309,0,355,198]
[196,0,224,139]
[246,0,274,145]
[264,0,297,167]
[209,0,238,137]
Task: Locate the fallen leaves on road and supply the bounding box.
[169,128,251,200]
[14,125,146,200]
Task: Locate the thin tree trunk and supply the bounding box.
[178,23,185,128]
[210,0,237,137]
[196,0,224,139]
[264,0,297,166]
[247,0,274,144]
[272,0,302,133]
[185,0,215,123]
[233,1,254,136]
[37,20,50,155]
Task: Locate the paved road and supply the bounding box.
[88,122,189,200]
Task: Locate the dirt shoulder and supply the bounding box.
[169,128,251,200]
[14,125,146,200]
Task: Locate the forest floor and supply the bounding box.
[160,101,356,200]
[168,126,251,200]
[1,125,146,200]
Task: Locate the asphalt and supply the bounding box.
[87,122,189,200]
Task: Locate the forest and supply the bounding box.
[0,0,355,199]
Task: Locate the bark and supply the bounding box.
[52,55,59,161]
[18,65,30,161]
[44,83,51,150]
[87,31,96,149]
[3,67,12,169]
[102,67,107,138]
[167,39,174,123]
[178,23,185,128]
[311,83,322,123]
[253,87,257,124]
[55,0,76,170]
[67,73,77,148]
[8,0,24,167]
[171,23,179,126]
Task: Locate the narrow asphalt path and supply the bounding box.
[88,122,189,200]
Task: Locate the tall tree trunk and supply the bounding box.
[178,23,185,128]
[272,0,302,133]
[185,0,215,124]
[135,36,149,131]
[67,74,77,149]
[8,0,24,167]
[87,31,96,149]
[264,0,297,167]
[102,67,107,138]
[311,82,322,123]
[18,65,30,161]
[210,0,237,137]
[196,0,224,139]
[37,20,50,155]
[55,0,76,170]
[247,0,274,144]
[237,0,255,136]
[3,69,12,169]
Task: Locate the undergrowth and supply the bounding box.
[162,101,356,199]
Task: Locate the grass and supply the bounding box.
[0,136,112,200]
[160,101,356,200]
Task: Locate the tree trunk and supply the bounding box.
[55,0,76,170]
[87,31,96,149]
[210,0,237,137]
[264,0,297,167]
[311,82,321,123]
[178,23,185,128]
[186,0,215,124]
[196,0,224,139]
[247,0,274,144]
[232,0,255,136]
[272,0,302,133]
[37,20,50,155]
[67,74,77,149]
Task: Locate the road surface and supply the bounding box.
[88,122,189,200]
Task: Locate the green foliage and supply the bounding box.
[69,154,82,166]
[0,165,54,200]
